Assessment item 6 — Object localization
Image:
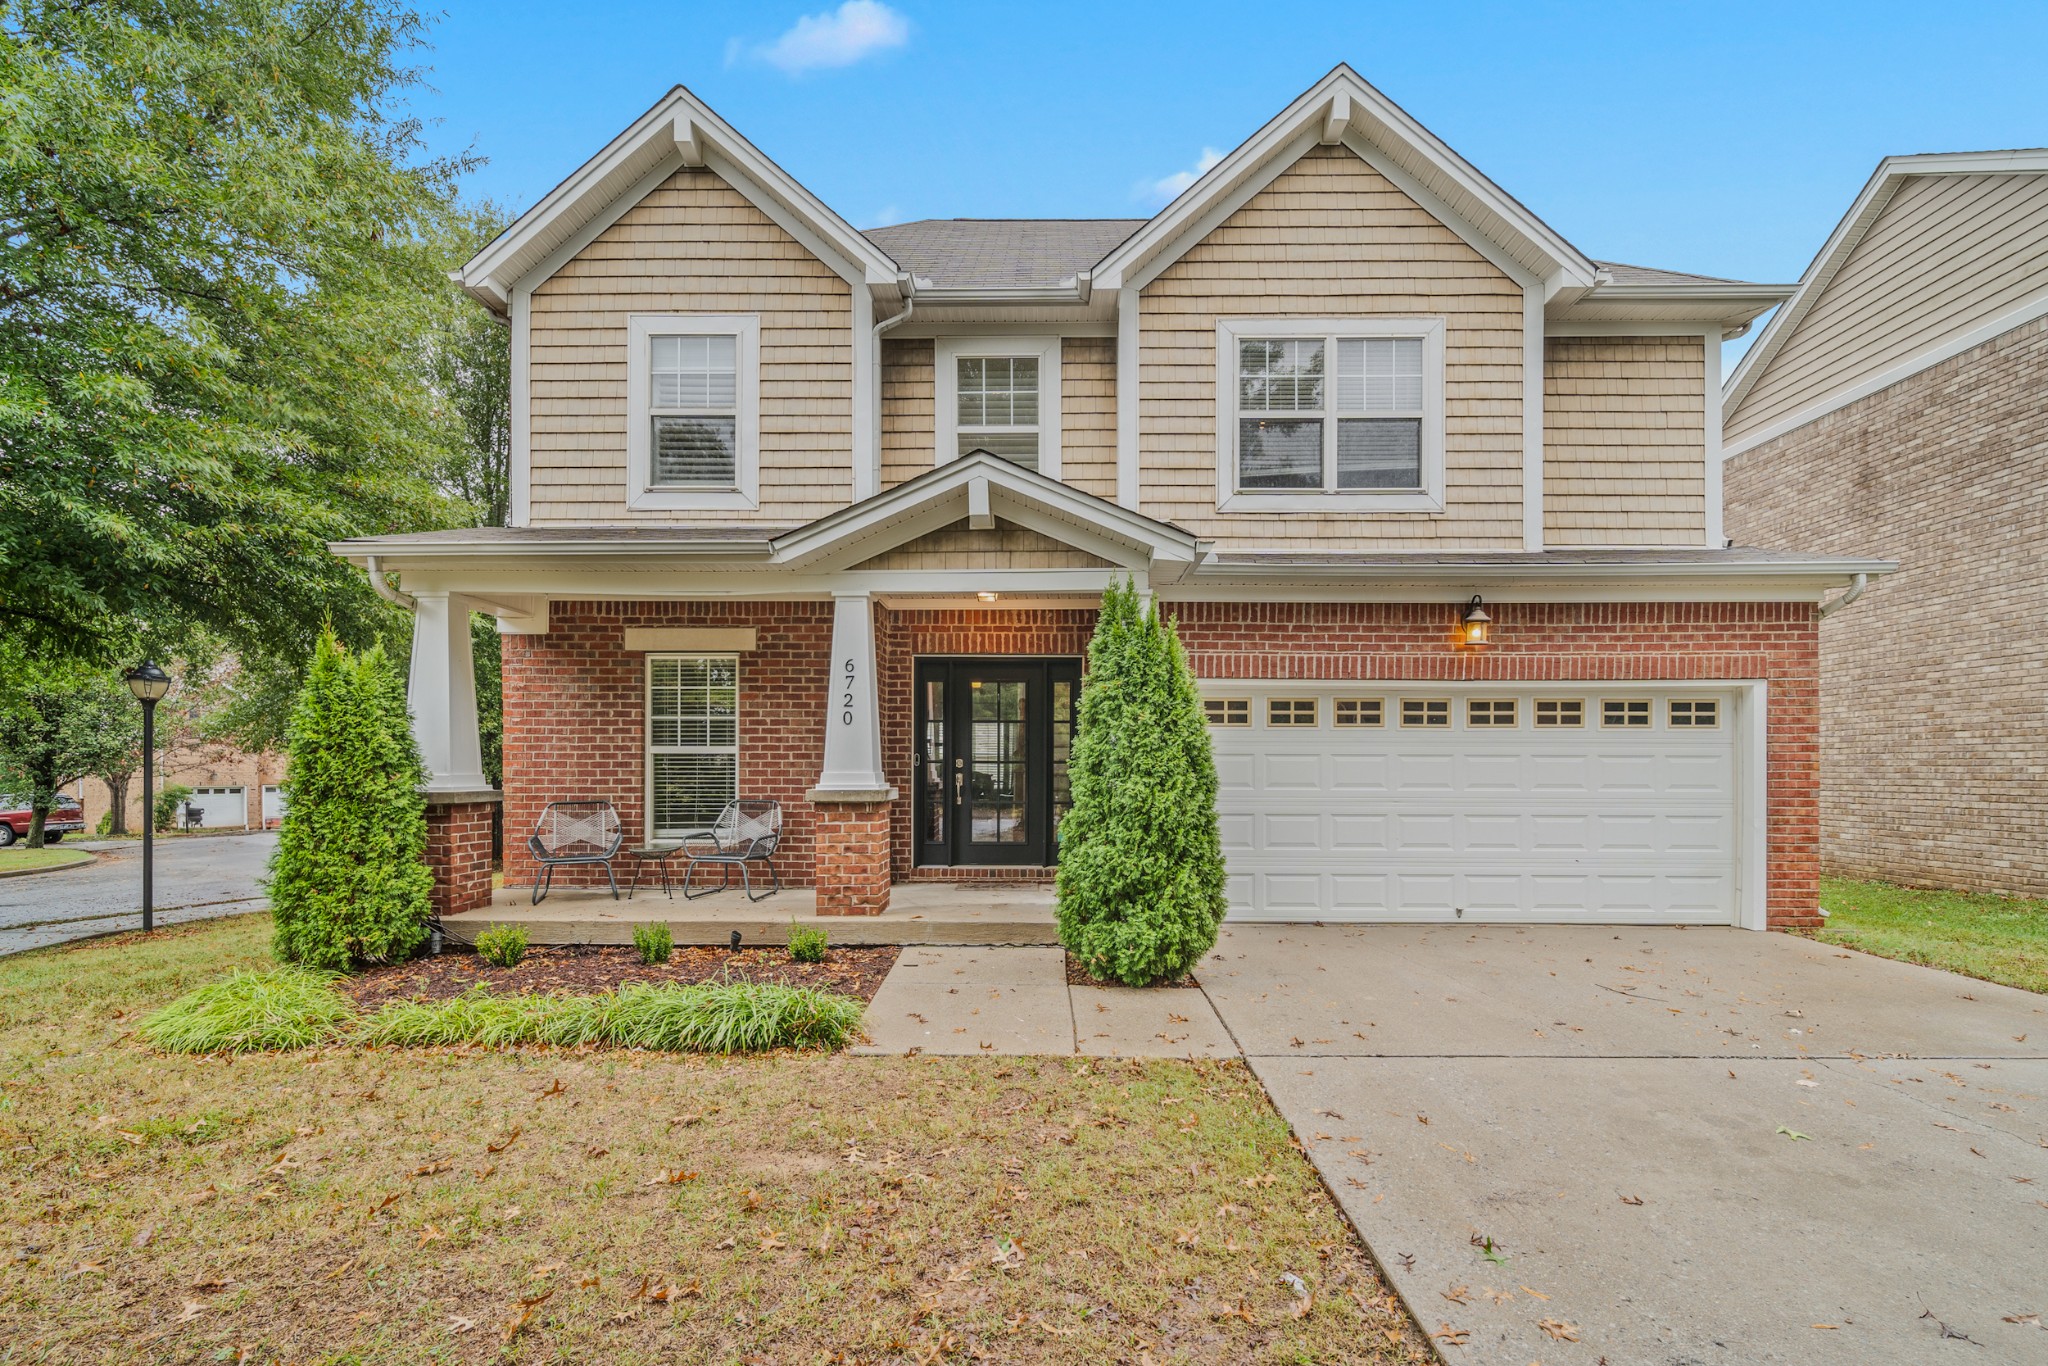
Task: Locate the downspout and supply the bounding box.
[364,555,417,612]
[873,277,916,342]
[1817,572,1867,618]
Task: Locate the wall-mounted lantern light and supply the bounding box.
[1459,595,1493,648]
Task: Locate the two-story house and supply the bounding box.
[334,66,1888,931]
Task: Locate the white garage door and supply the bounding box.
[1207,686,1741,924]
[187,787,247,828]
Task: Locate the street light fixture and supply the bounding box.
[123,661,171,933]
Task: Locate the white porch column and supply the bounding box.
[809,590,893,797]
[408,590,491,793]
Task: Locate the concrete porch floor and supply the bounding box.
[441,880,1058,946]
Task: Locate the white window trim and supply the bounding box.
[934,335,1062,478]
[1213,317,1446,514]
[644,653,740,841]
[626,314,761,511]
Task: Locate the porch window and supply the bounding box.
[646,654,737,840]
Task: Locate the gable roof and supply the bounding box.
[1090,65,1600,294]
[456,84,903,312]
[1723,148,2048,419]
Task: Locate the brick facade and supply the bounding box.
[1725,315,2048,897]
[496,597,1821,926]
[425,797,497,919]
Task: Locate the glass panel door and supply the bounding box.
[912,658,1078,868]
[967,675,1031,850]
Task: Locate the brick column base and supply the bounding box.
[810,794,894,916]
[424,790,500,920]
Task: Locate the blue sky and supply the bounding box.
[415,1,2048,358]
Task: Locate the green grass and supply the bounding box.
[137,966,356,1053]
[0,914,1428,1363]
[0,844,93,875]
[1814,876,2048,994]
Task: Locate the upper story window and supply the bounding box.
[936,336,1062,478]
[1216,318,1444,514]
[627,314,761,511]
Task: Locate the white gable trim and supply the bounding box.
[1723,148,2048,418]
[1093,66,1594,294]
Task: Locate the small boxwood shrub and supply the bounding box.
[787,922,828,963]
[474,923,528,968]
[632,921,673,965]
[138,968,355,1053]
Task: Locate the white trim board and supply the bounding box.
[1722,285,2048,458]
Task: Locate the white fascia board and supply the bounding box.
[461,85,899,304]
[1091,66,1594,292]
[1722,282,2048,459]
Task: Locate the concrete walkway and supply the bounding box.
[852,946,1236,1057]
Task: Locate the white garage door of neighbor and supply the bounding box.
[1207,686,1741,924]
[188,787,247,828]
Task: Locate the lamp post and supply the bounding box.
[123,661,172,933]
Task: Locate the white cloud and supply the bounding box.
[1137,147,1225,206]
[859,205,903,229]
[745,1,910,75]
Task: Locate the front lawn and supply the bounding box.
[0,845,94,876]
[1815,876,2048,994]
[0,916,1427,1363]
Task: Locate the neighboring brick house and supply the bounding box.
[1723,151,2048,898]
[333,66,1885,930]
[72,745,286,834]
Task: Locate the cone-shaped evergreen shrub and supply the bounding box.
[1056,579,1227,985]
[269,630,433,969]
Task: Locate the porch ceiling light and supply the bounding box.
[1459,595,1492,648]
[976,591,999,602]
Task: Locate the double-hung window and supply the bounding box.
[935,336,1062,476]
[646,655,738,840]
[627,315,761,510]
[1217,319,1444,512]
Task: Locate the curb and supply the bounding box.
[0,853,98,881]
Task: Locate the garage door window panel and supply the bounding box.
[1468,699,1517,727]
[1670,699,1720,728]
[1535,698,1585,728]
[1401,698,1450,728]
[1602,699,1652,728]
[1334,698,1384,727]
[1268,698,1318,727]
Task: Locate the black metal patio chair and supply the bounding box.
[678,800,783,902]
[527,799,624,905]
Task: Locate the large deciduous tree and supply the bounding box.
[0,0,469,666]
[0,656,140,846]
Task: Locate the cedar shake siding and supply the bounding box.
[1724,314,2048,897]
[527,167,854,525]
[1543,335,1708,545]
[1138,143,1527,551]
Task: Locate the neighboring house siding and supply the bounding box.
[1543,335,1707,545]
[75,749,284,832]
[1138,143,1526,551]
[1728,172,2048,443]
[880,337,934,492]
[527,167,854,524]
[1724,313,2048,897]
[851,518,1111,571]
[1059,336,1119,499]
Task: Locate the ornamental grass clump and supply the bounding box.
[1055,578,1227,986]
[138,968,355,1054]
[353,981,862,1053]
[268,630,433,970]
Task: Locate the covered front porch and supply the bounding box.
[440,879,1059,947]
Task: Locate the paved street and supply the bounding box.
[0,832,275,956]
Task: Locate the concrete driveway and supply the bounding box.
[0,832,275,956]
[1201,924,2048,1365]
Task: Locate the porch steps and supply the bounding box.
[443,881,1060,948]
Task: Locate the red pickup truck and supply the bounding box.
[0,796,86,846]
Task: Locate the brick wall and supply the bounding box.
[813,801,892,914]
[500,601,833,888]
[1724,314,2048,896]
[425,799,496,918]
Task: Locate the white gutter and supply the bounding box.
[363,555,417,611]
[1817,571,1869,618]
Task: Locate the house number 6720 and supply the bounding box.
[840,658,857,726]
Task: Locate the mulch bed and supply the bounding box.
[1063,949,1198,989]
[339,943,901,1008]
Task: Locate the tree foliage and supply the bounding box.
[269,629,431,969]
[0,653,140,845]
[0,0,469,666]
[1055,580,1227,985]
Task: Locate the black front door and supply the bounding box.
[914,658,1080,867]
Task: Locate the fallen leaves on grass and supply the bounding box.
[486,1127,522,1153]
[646,1168,698,1186]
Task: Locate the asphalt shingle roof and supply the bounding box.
[863,219,1145,290]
